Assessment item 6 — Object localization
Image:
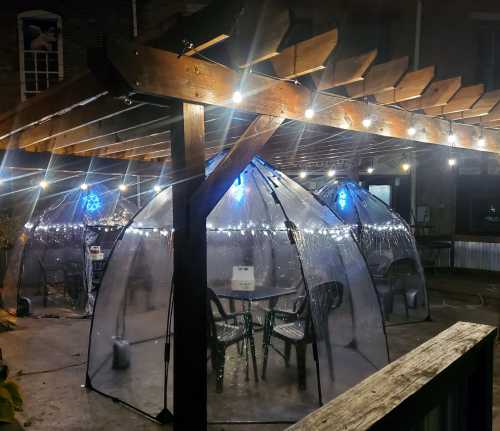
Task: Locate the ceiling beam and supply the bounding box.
[312,49,378,91]
[463,103,500,125]
[94,134,170,157]
[0,72,106,148]
[105,39,500,153]
[400,77,462,111]
[113,141,171,159]
[424,84,484,116]
[191,114,283,218]
[374,66,435,105]
[344,57,409,98]
[446,90,500,120]
[270,28,338,79]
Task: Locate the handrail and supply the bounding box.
[288,321,497,431]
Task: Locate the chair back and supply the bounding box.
[207,288,227,341]
[385,258,418,278]
[302,281,344,340]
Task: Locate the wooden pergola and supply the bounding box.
[1,2,500,429]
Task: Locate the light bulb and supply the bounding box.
[367,167,374,174]
[402,163,411,172]
[153,184,161,193]
[362,117,372,128]
[119,184,128,192]
[305,108,315,119]
[448,158,456,167]
[232,91,243,104]
[478,137,486,147]
[327,169,336,177]
[299,171,307,179]
[447,133,456,144]
[407,126,416,136]
[39,180,48,190]
[80,183,88,191]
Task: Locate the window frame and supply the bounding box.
[17,10,64,101]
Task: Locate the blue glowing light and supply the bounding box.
[83,193,101,213]
[231,175,245,202]
[338,190,347,210]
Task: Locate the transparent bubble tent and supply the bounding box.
[87,155,389,423]
[2,182,137,314]
[318,180,429,324]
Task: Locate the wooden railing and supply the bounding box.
[288,321,497,431]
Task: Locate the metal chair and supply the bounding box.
[207,288,258,393]
[261,281,343,390]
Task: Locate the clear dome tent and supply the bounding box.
[87,155,388,424]
[2,179,137,315]
[318,180,429,324]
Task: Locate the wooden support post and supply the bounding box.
[171,101,207,430]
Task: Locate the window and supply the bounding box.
[18,10,63,101]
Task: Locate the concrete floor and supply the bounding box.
[1,270,500,431]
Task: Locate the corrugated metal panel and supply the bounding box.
[436,241,500,271]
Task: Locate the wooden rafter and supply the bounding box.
[103,39,500,153]
[446,90,500,120]
[113,141,171,159]
[374,66,435,105]
[344,56,409,98]
[95,134,170,157]
[463,103,500,125]
[400,77,462,111]
[312,49,378,91]
[270,28,338,79]
[424,84,484,116]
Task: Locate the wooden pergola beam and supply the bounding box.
[424,84,484,116]
[0,72,106,147]
[98,135,170,157]
[271,28,338,79]
[44,106,170,154]
[312,49,378,91]
[105,39,500,153]
[345,56,409,98]
[400,77,462,111]
[116,142,171,159]
[374,66,435,105]
[462,103,500,125]
[446,90,500,120]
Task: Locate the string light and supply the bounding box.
[477,128,485,147]
[118,183,128,192]
[299,171,307,179]
[367,167,374,174]
[448,158,457,167]
[447,132,456,144]
[407,126,416,137]
[153,184,162,193]
[402,162,411,172]
[305,108,315,119]
[327,169,336,177]
[80,183,89,191]
[39,180,48,190]
[232,91,243,104]
[362,117,372,128]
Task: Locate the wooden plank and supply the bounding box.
[447,90,500,120]
[106,39,500,153]
[345,57,409,98]
[271,29,338,79]
[424,84,484,116]
[96,132,170,157]
[114,142,170,159]
[171,101,206,429]
[312,49,378,90]
[287,322,497,431]
[41,105,170,153]
[68,121,170,155]
[0,71,106,148]
[228,0,290,68]
[147,0,243,56]
[191,114,283,218]
[462,102,500,125]
[401,77,462,111]
[375,66,435,104]
[4,98,143,151]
